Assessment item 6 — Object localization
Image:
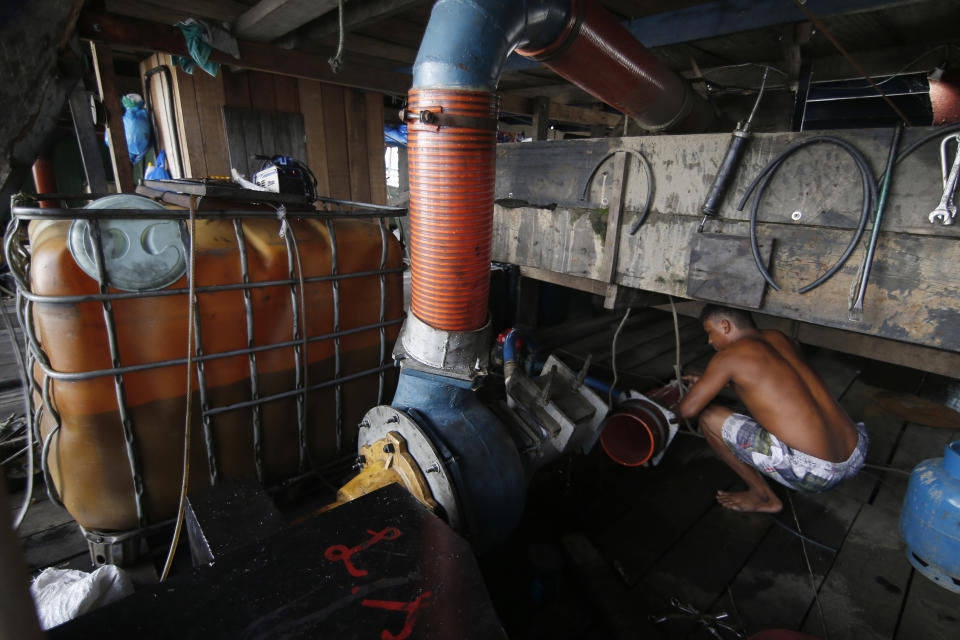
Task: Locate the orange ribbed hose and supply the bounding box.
[407,89,498,331]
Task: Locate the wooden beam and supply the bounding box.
[500,94,621,127]
[104,0,249,25]
[281,0,426,46]
[148,0,247,22]
[67,84,109,193]
[319,33,419,64]
[78,11,411,96]
[758,316,960,380]
[235,0,338,42]
[90,42,135,193]
[623,0,928,49]
[532,97,550,141]
[504,0,929,72]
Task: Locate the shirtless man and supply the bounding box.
[677,305,868,513]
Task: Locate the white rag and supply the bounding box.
[30,565,134,630]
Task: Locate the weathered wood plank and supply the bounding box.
[686,233,773,309]
[222,69,252,109]
[496,129,960,239]
[727,489,863,635]
[641,502,772,612]
[494,204,960,353]
[343,88,372,204]
[20,520,88,571]
[590,437,738,581]
[169,65,206,178]
[222,106,249,178]
[320,84,353,200]
[192,70,229,178]
[560,532,660,639]
[298,79,331,198]
[273,75,300,113]
[90,42,135,192]
[234,0,338,43]
[248,71,276,112]
[364,91,387,205]
[800,503,911,640]
[896,567,960,640]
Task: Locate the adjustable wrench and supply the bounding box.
[928,133,960,225]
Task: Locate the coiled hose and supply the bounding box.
[736,136,878,293]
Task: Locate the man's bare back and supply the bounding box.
[678,306,863,512]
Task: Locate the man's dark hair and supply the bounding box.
[698,304,757,329]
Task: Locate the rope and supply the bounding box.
[161,198,197,581]
[328,0,345,73]
[608,308,631,407]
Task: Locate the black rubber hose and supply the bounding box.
[736,136,877,293]
[892,121,960,168]
[578,149,655,234]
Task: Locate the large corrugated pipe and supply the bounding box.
[408,0,711,332]
[519,0,715,132]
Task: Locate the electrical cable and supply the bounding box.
[788,492,830,640]
[822,44,960,91]
[160,198,197,582]
[766,513,838,554]
[608,308,631,407]
[790,0,911,127]
[736,136,877,294]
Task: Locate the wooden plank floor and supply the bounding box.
[5,304,960,638]
[485,309,960,640]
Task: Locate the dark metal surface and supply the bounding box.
[51,485,507,640]
[686,233,773,309]
[184,478,284,567]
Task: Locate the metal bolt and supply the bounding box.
[419,110,438,125]
[359,421,370,429]
[425,463,441,474]
[791,210,803,221]
[386,414,400,424]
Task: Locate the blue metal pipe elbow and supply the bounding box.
[412,0,570,90]
[392,369,527,548]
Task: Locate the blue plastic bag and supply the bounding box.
[122,99,151,165]
[104,95,152,165]
[144,150,171,180]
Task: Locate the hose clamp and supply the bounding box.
[400,106,497,132]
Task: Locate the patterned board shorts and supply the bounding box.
[720,413,868,492]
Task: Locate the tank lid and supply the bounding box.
[69,195,186,292]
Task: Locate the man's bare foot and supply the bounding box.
[716,489,783,513]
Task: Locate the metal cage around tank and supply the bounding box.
[4,192,407,537]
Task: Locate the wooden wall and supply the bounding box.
[139,54,387,204]
[491,130,960,376]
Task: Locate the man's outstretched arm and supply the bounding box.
[677,353,733,420]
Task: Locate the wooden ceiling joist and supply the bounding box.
[281,0,428,48]
[235,0,339,42]
[78,11,411,96]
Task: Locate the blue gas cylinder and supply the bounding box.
[899,440,960,594]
